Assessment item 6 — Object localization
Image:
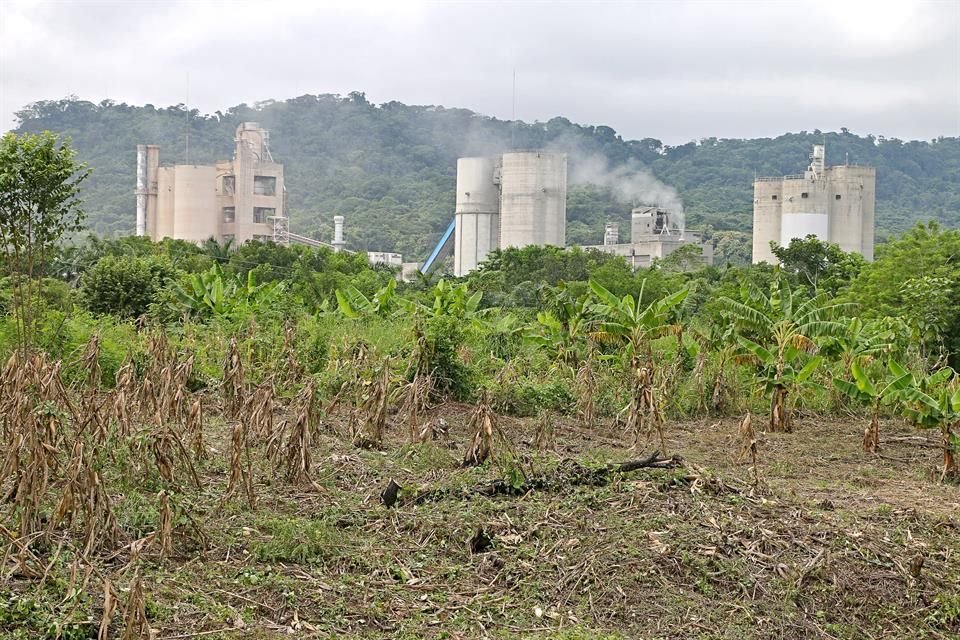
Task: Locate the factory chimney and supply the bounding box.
[332,216,345,252]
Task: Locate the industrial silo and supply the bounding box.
[827,165,876,260]
[498,151,567,250]
[453,157,501,276]
[752,178,783,264]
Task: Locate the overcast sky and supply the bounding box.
[1,0,958,144]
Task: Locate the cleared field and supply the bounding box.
[7,403,956,640]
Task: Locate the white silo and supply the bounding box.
[498,151,567,250]
[453,157,501,276]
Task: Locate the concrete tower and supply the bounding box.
[752,144,875,263]
[498,151,567,250]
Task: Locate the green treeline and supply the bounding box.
[12,96,960,262]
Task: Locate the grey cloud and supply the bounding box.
[1,0,957,143]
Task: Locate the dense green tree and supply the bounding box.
[845,223,960,365]
[0,131,89,348]
[771,235,865,295]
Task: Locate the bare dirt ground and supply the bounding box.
[6,406,960,639]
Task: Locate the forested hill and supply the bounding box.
[12,95,960,261]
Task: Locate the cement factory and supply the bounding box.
[752,144,875,263]
[135,123,403,267]
[136,126,874,275]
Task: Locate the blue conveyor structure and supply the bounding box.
[420,219,455,273]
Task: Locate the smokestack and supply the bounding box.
[135,145,147,236]
[332,215,345,252]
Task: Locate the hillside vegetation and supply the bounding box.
[12,95,960,261]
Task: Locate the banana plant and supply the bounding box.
[720,278,848,432]
[588,280,688,451]
[897,368,960,482]
[172,263,284,319]
[526,284,592,371]
[588,280,688,364]
[832,360,914,453]
[398,279,488,324]
[335,278,397,318]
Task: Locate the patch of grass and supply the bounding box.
[248,515,342,565]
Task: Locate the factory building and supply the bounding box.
[752,144,875,264]
[453,151,567,276]
[137,123,286,245]
[135,125,403,267]
[583,206,713,270]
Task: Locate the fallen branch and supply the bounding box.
[407,451,683,505]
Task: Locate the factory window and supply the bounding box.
[222,206,235,223]
[253,175,277,196]
[771,195,778,200]
[801,192,809,198]
[835,194,842,200]
[253,207,275,223]
[222,175,235,195]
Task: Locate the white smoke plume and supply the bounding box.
[567,153,685,232]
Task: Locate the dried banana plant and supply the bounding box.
[279,321,304,388]
[575,359,596,430]
[401,373,433,444]
[222,337,245,419]
[626,366,666,454]
[150,411,200,490]
[282,379,319,487]
[735,412,762,487]
[98,578,117,640]
[120,569,149,640]
[244,379,276,443]
[534,410,555,451]
[401,325,434,443]
[50,438,121,556]
[353,359,391,450]
[81,333,101,392]
[10,398,64,537]
[463,395,497,467]
[157,490,173,559]
[224,418,255,509]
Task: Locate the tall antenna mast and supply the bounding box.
[184,72,190,164]
[510,69,516,149]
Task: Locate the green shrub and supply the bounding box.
[81,254,175,318]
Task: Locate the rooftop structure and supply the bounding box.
[582,206,713,270]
